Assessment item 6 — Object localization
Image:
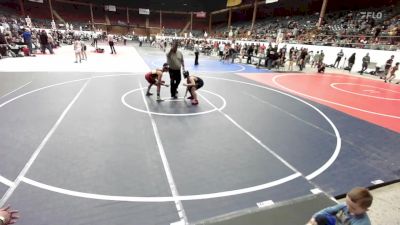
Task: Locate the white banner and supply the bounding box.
[28,0,44,3]
[266,0,278,3]
[139,8,150,15]
[360,12,383,20]
[105,5,116,12]
[195,11,206,18]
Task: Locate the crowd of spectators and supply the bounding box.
[0,12,106,59]
[150,36,399,84]
[2,3,398,57]
[210,6,399,51]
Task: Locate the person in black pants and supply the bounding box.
[167,42,185,99]
[246,44,254,64]
[194,41,200,65]
[92,32,98,48]
[183,70,204,105]
[333,50,344,68]
[107,34,116,54]
[347,53,356,72]
[360,53,370,74]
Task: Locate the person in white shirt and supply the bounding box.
[107,33,116,54]
[92,32,98,48]
[194,41,200,65]
[218,42,225,59]
[73,37,82,63]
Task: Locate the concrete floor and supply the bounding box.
[338,182,400,225]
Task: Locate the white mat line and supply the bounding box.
[0,176,14,187]
[243,92,336,138]
[198,92,302,174]
[0,81,32,100]
[138,81,188,224]
[0,78,91,206]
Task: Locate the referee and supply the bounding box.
[167,42,185,99]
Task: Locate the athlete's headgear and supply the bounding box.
[183,70,189,78]
[162,63,169,71]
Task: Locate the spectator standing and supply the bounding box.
[218,42,225,59]
[47,32,55,49]
[319,50,325,65]
[107,33,116,54]
[39,30,53,54]
[22,28,33,55]
[385,62,399,83]
[383,55,394,79]
[73,37,82,63]
[288,51,296,71]
[306,51,313,65]
[0,30,7,57]
[246,44,254,64]
[139,36,143,47]
[194,41,200,66]
[92,31,98,48]
[299,48,308,71]
[333,49,344,68]
[360,53,370,74]
[312,51,320,68]
[81,39,87,61]
[348,53,356,72]
[289,47,294,60]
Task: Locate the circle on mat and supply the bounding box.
[121,88,226,116]
[272,74,400,119]
[1,73,340,202]
[330,83,400,100]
